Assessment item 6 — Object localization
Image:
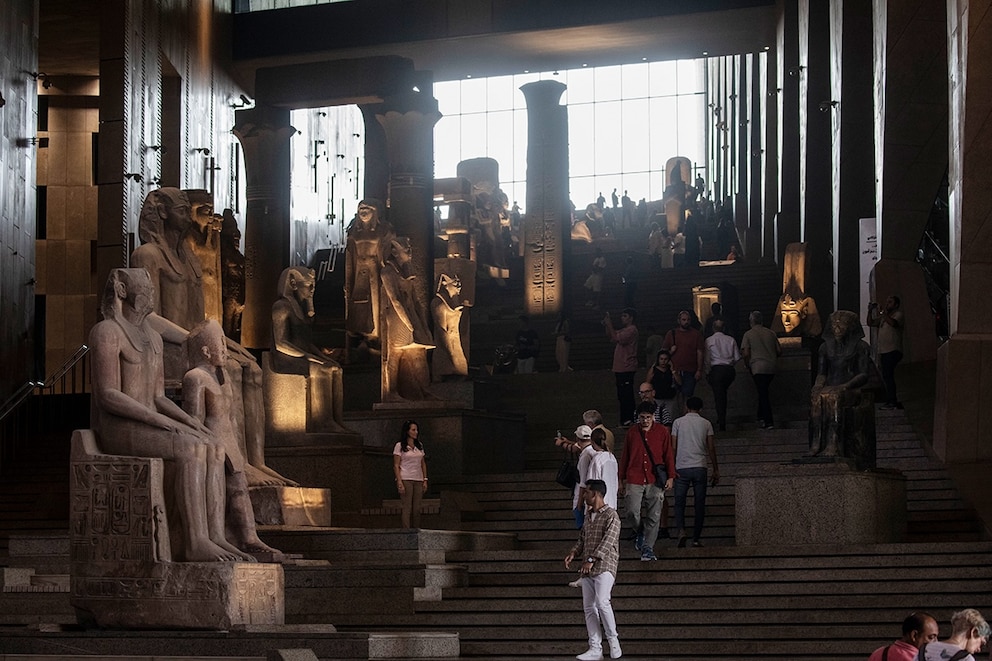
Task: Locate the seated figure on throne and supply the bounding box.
[270,266,351,433]
[808,310,876,469]
[89,269,254,562]
[132,187,294,487]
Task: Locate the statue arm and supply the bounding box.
[147,312,189,344]
[181,372,208,424]
[271,306,305,358]
[381,271,415,332]
[155,394,210,434]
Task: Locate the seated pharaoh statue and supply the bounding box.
[808,310,876,469]
[131,187,295,487]
[89,269,256,562]
[270,266,351,433]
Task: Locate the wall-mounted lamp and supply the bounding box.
[193,148,211,156]
[788,65,806,77]
[29,72,52,88]
[124,173,144,183]
[336,154,346,159]
[145,144,165,152]
[230,94,253,109]
[149,177,162,186]
[352,133,361,138]
[818,100,839,112]
[17,137,49,148]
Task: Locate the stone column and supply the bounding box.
[777,0,803,263]
[935,1,992,469]
[520,80,569,317]
[231,106,296,351]
[359,103,389,207]
[375,90,441,315]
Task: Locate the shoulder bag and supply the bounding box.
[555,448,579,489]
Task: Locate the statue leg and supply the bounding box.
[172,438,243,562]
[225,470,280,555]
[241,359,299,487]
[205,443,255,562]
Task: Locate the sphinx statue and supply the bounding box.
[270,266,351,433]
[89,269,252,562]
[132,187,295,487]
[808,310,876,469]
[381,236,436,401]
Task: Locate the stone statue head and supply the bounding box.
[354,198,381,227]
[437,273,462,299]
[824,309,864,343]
[101,268,154,322]
[221,209,241,246]
[138,188,192,246]
[184,189,215,232]
[187,319,227,368]
[277,266,317,319]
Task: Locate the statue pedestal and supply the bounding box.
[72,561,284,629]
[249,486,332,526]
[735,462,906,545]
[69,430,285,629]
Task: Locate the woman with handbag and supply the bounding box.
[393,420,428,528]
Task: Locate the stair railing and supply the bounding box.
[0,344,90,473]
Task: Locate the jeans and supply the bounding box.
[623,482,664,550]
[879,350,902,406]
[678,370,698,398]
[752,372,774,425]
[581,571,618,651]
[674,466,708,541]
[615,371,636,424]
[707,364,736,430]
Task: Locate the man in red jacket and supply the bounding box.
[618,400,675,562]
[663,310,704,399]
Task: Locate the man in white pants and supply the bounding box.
[565,479,622,660]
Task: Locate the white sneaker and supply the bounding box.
[607,637,622,658]
[577,649,604,661]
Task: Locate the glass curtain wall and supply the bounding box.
[433,59,708,214]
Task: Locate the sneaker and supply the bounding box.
[568,578,583,588]
[577,648,604,661]
[607,637,623,658]
[691,540,704,548]
[677,533,688,548]
[761,423,775,430]
[640,548,658,561]
[634,531,644,551]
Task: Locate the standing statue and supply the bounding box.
[220,209,246,343]
[132,187,295,488]
[182,320,280,556]
[808,310,876,468]
[381,237,436,401]
[431,273,469,379]
[344,198,394,352]
[271,266,351,433]
[89,269,251,562]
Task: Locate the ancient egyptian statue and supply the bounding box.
[184,189,223,324]
[808,310,876,469]
[89,269,252,562]
[381,237,436,401]
[772,242,823,336]
[344,198,393,347]
[431,272,469,379]
[132,187,295,488]
[182,320,280,556]
[220,209,246,343]
[271,266,350,433]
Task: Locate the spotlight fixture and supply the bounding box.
[124,173,144,183]
[818,100,839,112]
[193,147,211,155]
[230,94,254,109]
[145,144,164,152]
[788,66,806,77]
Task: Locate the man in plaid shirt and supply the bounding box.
[565,479,622,660]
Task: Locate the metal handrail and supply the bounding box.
[921,229,950,266]
[0,344,90,424]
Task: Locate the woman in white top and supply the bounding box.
[392,420,428,528]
